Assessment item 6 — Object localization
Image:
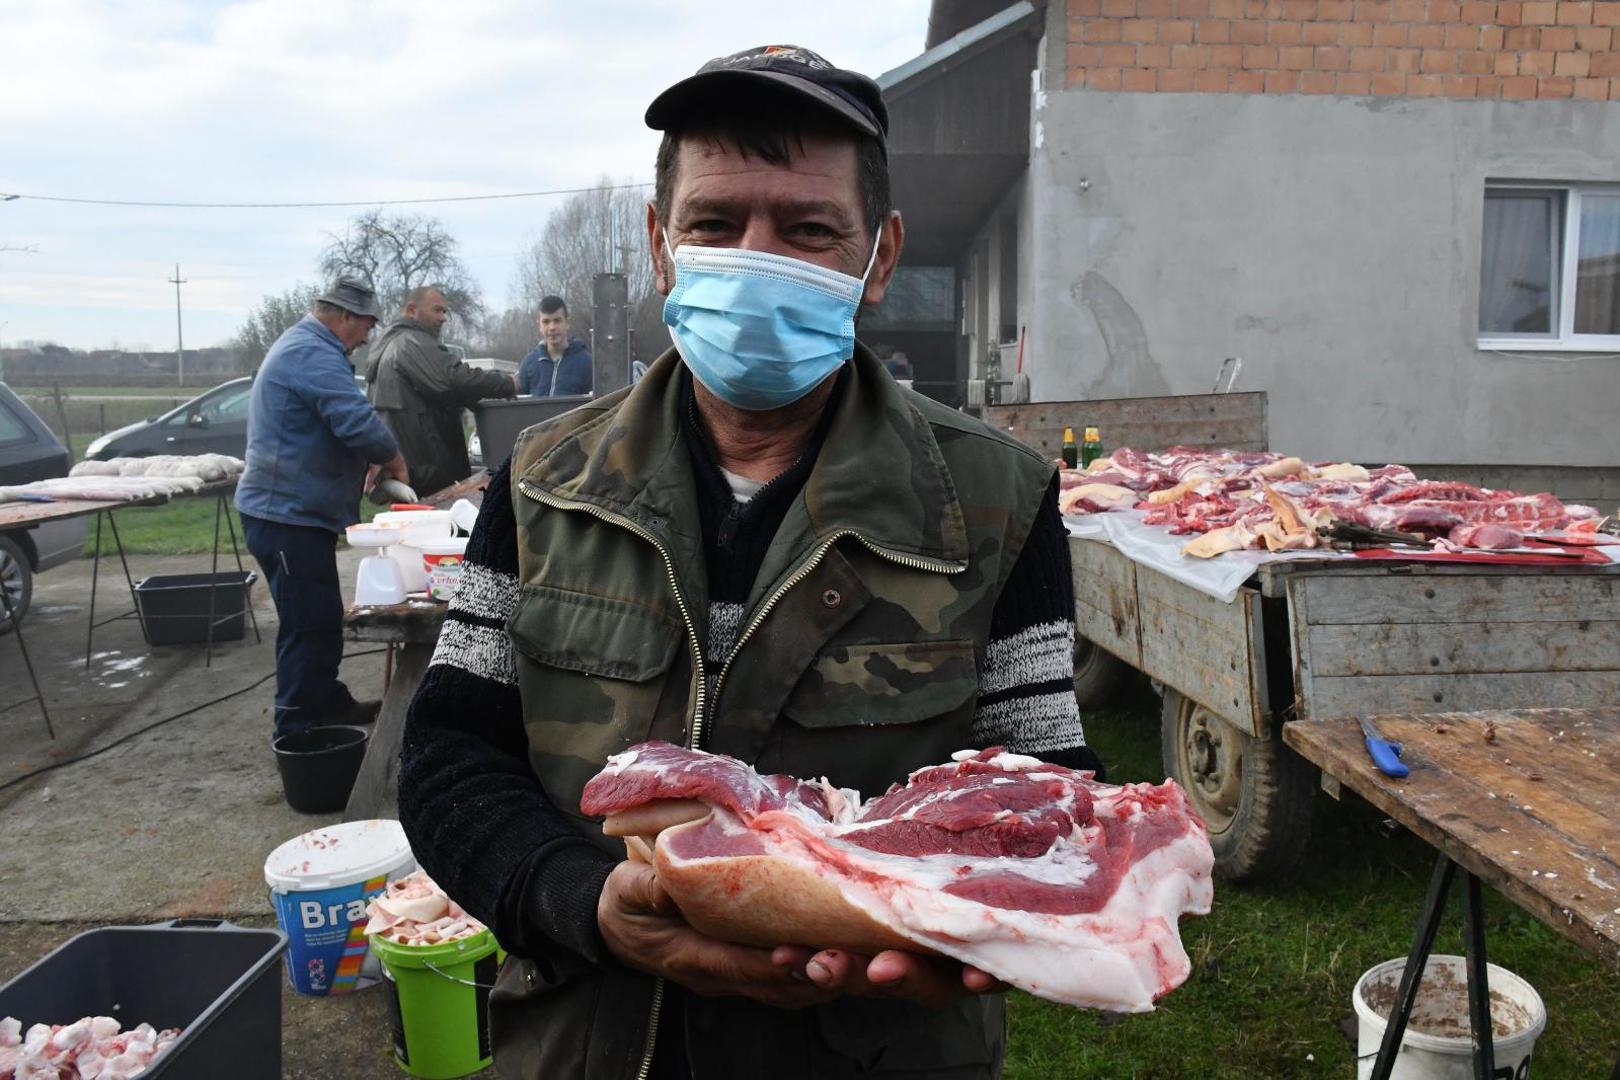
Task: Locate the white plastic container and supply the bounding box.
[374,510,456,593]
[263,819,416,996]
[1353,955,1547,1079]
[421,537,470,601]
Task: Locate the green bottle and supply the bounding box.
[1061,426,1079,469]
[1081,426,1103,468]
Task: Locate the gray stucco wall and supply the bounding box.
[1023,90,1620,469]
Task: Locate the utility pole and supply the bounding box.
[167,264,187,386]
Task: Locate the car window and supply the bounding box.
[0,397,37,446]
[197,385,251,424]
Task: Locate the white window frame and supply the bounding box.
[1478,181,1620,353]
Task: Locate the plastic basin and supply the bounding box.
[271,725,369,814]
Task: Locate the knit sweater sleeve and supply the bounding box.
[398,457,616,968]
[972,477,1106,778]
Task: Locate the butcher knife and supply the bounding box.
[1355,714,1409,780]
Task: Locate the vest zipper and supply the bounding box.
[707,531,966,726]
[519,482,965,1080]
[516,478,699,1080]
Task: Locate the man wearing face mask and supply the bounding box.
[398,47,1101,1079]
[368,285,516,497]
[237,278,408,740]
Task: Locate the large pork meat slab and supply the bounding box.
[580,742,1214,1012]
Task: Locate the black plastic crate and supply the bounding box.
[0,919,287,1079]
[132,571,256,646]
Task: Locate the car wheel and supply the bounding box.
[0,535,33,634]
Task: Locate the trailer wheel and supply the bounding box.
[0,535,33,634]
[1073,636,1129,708]
[1160,688,1314,881]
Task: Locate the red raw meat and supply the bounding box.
[1448,523,1525,549]
[581,743,1214,1012]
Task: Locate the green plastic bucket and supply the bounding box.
[370,929,503,1079]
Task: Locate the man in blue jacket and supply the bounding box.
[515,295,593,396]
[236,278,409,739]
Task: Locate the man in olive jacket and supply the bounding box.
[399,46,1102,1080]
[368,286,515,496]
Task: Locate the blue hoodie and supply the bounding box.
[517,336,592,397]
[236,315,399,533]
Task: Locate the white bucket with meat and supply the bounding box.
[1353,955,1546,1079]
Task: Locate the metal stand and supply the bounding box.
[203,491,261,667]
[84,508,142,667]
[1370,852,1495,1080]
[1,578,54,738]
[84,490,259,668]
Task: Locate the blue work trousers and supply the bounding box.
[241,513,357,738]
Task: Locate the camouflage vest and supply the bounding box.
[495,345,1053,1080]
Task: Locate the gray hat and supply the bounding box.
[317,277,382,321]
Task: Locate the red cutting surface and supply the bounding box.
[1351,545,1612,566]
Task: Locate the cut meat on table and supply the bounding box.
[580,742,1215,1012]
[1059,447,1600,556]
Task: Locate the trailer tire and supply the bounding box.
[1160,688,1314,882]
[1073,636,1130,708]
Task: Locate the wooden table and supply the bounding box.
[340,470,487,820]
[1285,708,1620,1078]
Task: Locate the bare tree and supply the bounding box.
[321,209,484,336]
[512,178,666,361]
[234,283,322,364]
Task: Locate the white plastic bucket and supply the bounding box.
[375,511,455,593]
[264,819,416,996]
[420,537,469,602]
[1353,955,1547,1079]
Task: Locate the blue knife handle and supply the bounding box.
[1364,734,1410,779]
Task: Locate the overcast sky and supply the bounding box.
[0,1,931,351]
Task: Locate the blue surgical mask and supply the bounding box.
[661,231,880,411]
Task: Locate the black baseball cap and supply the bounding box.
[645,45,888,146]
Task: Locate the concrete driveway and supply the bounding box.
[0,549,493,1078]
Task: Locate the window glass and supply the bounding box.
[1479,191,1559,335]
[0,399,34,444]
[1574,194,1620,336]
[864,266,956,332]
[198,385,251,424]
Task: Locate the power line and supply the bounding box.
[0,181,653,210]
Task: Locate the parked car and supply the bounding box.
[0,383,88,631]
[85,377,254,461]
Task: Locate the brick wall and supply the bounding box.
[1064,0,1620,99]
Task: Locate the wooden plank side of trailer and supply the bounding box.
[983,392,1268,459]
[1289,569,1620,722]
[1136,569,1269,736]
[1068,536,1143,667]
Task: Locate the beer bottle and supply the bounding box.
[1081,426,1103,468]
[1061,427,1079,469]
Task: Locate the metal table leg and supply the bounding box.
[84,511,103,668]
[1463,873,1496,1080]
[204,493,222,668]
[220,493,260,643]
[1,578,53,738]
[1371,854,1456,1080]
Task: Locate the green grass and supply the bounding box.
[1003,680,1620,1078]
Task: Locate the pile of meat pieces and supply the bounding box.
[1058,446,1600,557]
[363,870,486,945]
[581,743,1214,1012]
[0,1016,179,1080]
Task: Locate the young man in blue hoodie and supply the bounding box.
[516,295,593,396]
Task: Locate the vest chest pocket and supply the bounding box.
[506,586,684,791]
[780,639,978,729]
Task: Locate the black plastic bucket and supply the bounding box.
[271,725,369,814]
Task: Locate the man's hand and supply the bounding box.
[769,945,1007,1009]
[597,861,838,1010]
[383,452,410,484]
